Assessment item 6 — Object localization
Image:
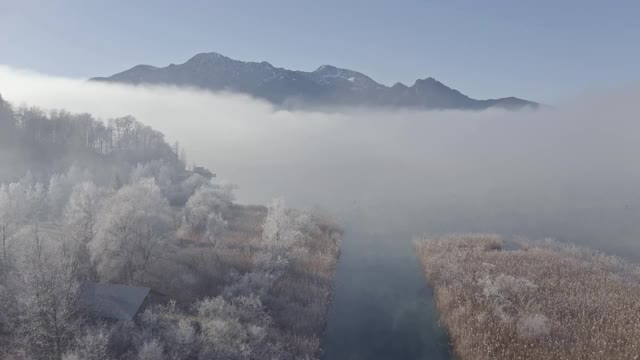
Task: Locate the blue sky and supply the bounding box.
[1,0,639,103]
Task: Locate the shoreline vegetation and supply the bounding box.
[415,234,640,360]
[0,96,342,360]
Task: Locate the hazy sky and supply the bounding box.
[1,0,639,103]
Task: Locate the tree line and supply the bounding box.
[0,93,185,184]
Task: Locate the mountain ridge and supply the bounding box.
[92,52,538,111]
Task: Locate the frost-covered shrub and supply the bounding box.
[196,296,271,360]
[64,327,111,360]
[138,339,164,360]
[139,296,275,360]
[139,301,199,360]
[222,269,283,299]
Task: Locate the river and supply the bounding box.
[321,227,451,360]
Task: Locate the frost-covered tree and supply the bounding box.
[0,93,15,144]
[0,175,47,272]
[18,225,81,360]
[262,199,303,252]
[0,184,18,270]
[130,160,174,191]
[180,184,232,242]
[91,179,172,284]
[64,182,106,245]
[0,278,20,359]
[62,327,111,360]
[181,174,210,193]
[48,166,93,217]
[205,211,227,247]
[63,181,108,281]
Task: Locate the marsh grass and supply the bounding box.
[416,234,640,359]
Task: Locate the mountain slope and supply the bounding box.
[92,52,538,110]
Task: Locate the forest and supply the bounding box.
[415,234,640,359]
[0,94,342,360]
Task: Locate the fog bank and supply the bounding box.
[1,65,639,259]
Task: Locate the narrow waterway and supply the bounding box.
[322,227,451,360]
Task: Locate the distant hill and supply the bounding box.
[92,52,538,111]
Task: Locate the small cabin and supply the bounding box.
[79,282,169,322]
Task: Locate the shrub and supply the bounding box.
[137,339,164,360]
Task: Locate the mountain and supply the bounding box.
[92,52,538,111]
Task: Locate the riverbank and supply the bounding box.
[415,234,640,359]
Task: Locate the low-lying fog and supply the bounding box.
[2,65,639,258]
[3,65,639,359]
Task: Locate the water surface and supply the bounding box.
[322,227,451,360]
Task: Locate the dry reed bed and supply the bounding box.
[223,204,343,358]
[415,234,640,360]
[146,204,342,359]
[266,211,343,357]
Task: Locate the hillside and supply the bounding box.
[92,52,538,111]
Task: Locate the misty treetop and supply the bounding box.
[0,94,185,187]
[0,97,343,360]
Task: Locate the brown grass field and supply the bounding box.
[415,234,640,360]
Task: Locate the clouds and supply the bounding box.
[1,65,640,258]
